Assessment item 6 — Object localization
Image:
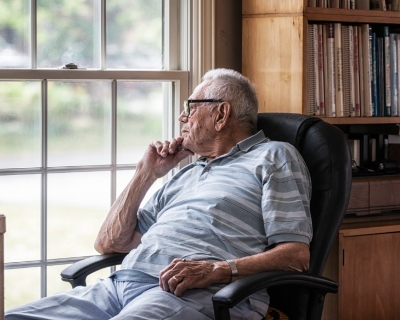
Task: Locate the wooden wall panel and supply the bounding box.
[243,0,305,15]
[242,16,304,113]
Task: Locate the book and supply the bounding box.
[306,24,321,116]
[389,32,398,116]
[393,0,400,10]
[342,25,356,116]
[348,139,361,167]
[371,32,379,116]
[358,26,365,116]
[353,25,362,116]
[384,26,391,116]
[334,23,344,116]
[361,24,374,116]
[318,24,326,116]
[397,33,400,115]
[355,0,370,9]
[327,23,336,117]
[323,24,329,117]
[348,133,371,167]
[371,0,387,9]
[377,36,386,116]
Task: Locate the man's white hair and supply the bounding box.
[201,68,259,133]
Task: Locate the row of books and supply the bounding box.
[307,23,400,117]
[309,0,400,10]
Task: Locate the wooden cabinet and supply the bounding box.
[242,1,400,125]
[338,225,400,319]
[323,221,400,320]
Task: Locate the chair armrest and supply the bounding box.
[61,253,127,288]
[212,270,338,320]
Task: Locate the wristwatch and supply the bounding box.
[226,259,238,282]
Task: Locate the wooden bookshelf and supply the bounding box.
[321,116,400,124]
[243,1,400,124]
[243,1,400,318]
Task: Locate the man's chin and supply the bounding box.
[181,139,194,153]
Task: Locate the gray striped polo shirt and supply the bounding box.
[112,130,312,308]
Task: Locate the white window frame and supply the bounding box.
[1,0,216,300]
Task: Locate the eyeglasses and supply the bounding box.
[183,99,224,116]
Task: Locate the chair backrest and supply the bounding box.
[257,113,352,319]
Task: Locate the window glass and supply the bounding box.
[0,0,31,68]
[106,0,162,69]
[47,81,112,167]
[47,171,110,259]
[0,81,41,169]
[5,268,41,310]
[0,174,41,263]
[37,0,101,68]
[117,81,164,164]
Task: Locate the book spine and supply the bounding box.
[372,32,379,116]
[323,24,329,117]
[353,25,362,116]
[384,26,392,116]
[397,34,400,116]
[390,33,398,116]
[358,25,365,116]
[361,24,374,116]
[378,36,386,116]
[318,24,326,116]
[327,23,336,117]
[335,23,344,116]
[342,25,355,117]
[313,24,321,115]
[306,24,318,116]
[349,25,356,116]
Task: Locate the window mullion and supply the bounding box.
[101,0,106,69]
[41,79,48,298]
[31,0,37,69]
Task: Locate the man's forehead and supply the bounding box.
[189,81,209,99]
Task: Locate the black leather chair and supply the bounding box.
[61,113,352,320]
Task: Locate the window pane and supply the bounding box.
[47,264,111,296]
[37,0,100,68]
[0,0,31,68]
[117,82,164,164]
[5,267,41,311]
[0,175,41,262]
[47,81,111,167]
[0,81,41,169]
[106,0,162,69]
[47,171,110,259]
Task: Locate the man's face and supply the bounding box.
[179,83,217,155]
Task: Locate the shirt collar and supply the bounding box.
[195,130,268,164]
[236,130,268,152]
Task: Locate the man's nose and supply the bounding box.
[178,110,188,123]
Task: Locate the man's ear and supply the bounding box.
[214,102,231,131]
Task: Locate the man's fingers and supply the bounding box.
[152,139,185,157]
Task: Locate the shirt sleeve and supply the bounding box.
[262,145,313,246]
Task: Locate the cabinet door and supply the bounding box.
[338,228,400,319]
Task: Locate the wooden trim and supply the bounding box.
[340,224,400,236]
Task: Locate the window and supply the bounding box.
[0,0,211,310]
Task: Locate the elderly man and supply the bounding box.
[6,69,312,320]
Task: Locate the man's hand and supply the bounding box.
[138,137,194,179]
[159,258,231,297]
